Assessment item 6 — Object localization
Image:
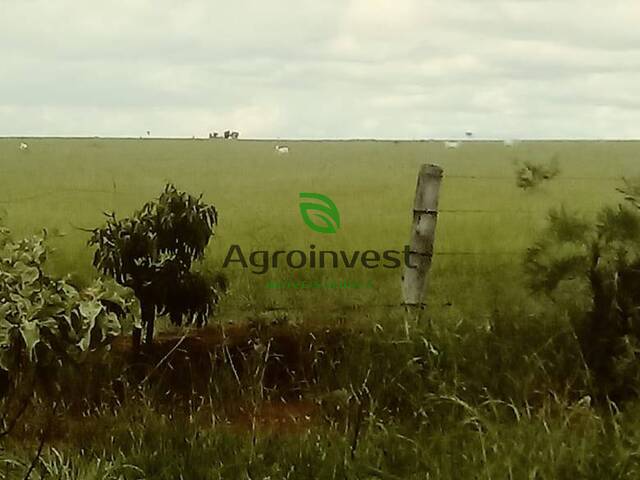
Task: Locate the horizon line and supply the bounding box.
[2,136,640,142]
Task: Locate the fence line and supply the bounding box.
[436,251,522,256]
[446,175,623,181]
[439,209,534,213]
[0,174,627,205]
[0,170,548,316]
[0,188,116,204]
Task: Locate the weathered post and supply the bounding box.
[402,164,443,307]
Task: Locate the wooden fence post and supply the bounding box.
[402,164,443,307]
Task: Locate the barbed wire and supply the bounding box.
[439,209,534,213]
[436,251,522,256]
[0,173,624,318]
[0,172,627,206]
[446,175,623,181]
[0,188,116,204]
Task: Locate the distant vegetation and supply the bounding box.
[514,156,560,190]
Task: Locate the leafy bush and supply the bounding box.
[0,227,136,395]
[515,158,560,190]
[525,195,640,401]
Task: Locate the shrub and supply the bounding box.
[0,225,135,440]
[525,196,640,401]
[515,158,560,190]
[89,184,222,351]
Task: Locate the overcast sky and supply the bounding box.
[1,0,640,139]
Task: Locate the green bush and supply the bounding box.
[0,226,135,403]
[515,158,560,190]
[525,190,640,401]
[89,184,222,350]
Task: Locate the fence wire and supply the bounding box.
[0,174,626,205]
[446,175,623,181]
[0,175,607,261]
[0,173,590,315]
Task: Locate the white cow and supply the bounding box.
[503,139,519,147]
[19,142,28,150]
[444,141,460,149]
[275,145,289,154]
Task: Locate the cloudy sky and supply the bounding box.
[1,0,640,139]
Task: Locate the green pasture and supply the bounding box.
[1,138,638,317]
[4,137,640,478]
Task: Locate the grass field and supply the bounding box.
[1,138,638,315]
[2,138,640,479]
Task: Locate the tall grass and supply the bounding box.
[0,302,617,478]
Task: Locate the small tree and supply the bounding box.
[89,184,221,352]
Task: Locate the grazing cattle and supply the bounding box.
[19,142,28,150]
[444,141,460,149]
[223,130,231,139]
[230,131,239,139]
[275,145,289,154]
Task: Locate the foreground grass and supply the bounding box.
[0,303,624,479]
[3,394,640,479]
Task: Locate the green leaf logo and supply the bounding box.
[299,193,341,234]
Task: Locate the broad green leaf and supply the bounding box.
[97,312,122,339]
[79,300,102,326]
[20,266,40,285]
[19,320,40,361]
